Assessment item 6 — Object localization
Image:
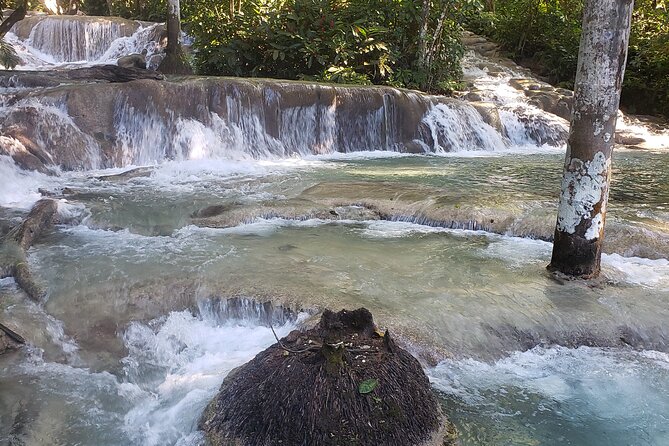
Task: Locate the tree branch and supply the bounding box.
[0,1,27,39]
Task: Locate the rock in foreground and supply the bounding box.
[200,308,454,446]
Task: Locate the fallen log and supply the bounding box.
[1,198,58,301]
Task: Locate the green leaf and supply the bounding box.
[358,378,378,394]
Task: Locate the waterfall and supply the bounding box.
[105,81,434,168]
[0,76,570,172]
[6,15,164,68]
[419,102,508,152]
[2,17,666,174]
[20,16,139,62]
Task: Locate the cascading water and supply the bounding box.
[1,16,669,446]
[4,15,164,69]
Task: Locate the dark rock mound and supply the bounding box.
[200,308,454,446]
[117,50,148,69]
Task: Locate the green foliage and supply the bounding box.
[106,0,166,21]
[623,0,669,117]
[71,0,166,21]
[358,378,378,394]
[0,38,20,69]
[467,0,669,117]
[465,0,581,86]
[183,0,476,93]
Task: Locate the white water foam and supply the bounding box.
[617,114,669,150]
[2,304,301,446]
[421,102,508,152]
[429,345,669,445]
[120,307,302,446]
[0,154,52,209]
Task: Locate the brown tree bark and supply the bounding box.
[548,0,635,278]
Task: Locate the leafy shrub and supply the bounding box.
[624,0,669,117]
[183,0,475,93]
[0,38,20,69]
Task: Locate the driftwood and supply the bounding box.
[0,199,58,352]
[0,65,164,90]
[200,308,456,446]
[1,198,58,301]
[0,322,25,344]
[65,65,164,83]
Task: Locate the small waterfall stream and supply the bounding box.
[1,15,669,446]
[5,15,163,69]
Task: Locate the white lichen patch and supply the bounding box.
[557,151,610,239]
[593,119,604,136]
[584,212,604,240]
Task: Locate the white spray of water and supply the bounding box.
[421,102,507,152]
[1,301,303,446]
[429,345,669,444]
[120,304,303,445]
[0,155,52,209]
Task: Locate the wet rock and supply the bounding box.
[9,199,58,250]
[65,65,164,83]
[0,329,22,355]
[1,105,103,171]
[191,198,382,228]
[96,167,153,182]
[200,308,455,446]
[469,101,506,134]
[0,65,163,89]
[146,53,165,71]
[0,135,53,174]
[614,131,646,146]
[462,91,483,102]
[117,50,147,69]
[190,203,240,219]
[191,181,557,241]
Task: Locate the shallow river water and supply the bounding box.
[2,19,669,444]
[1,148,669,445]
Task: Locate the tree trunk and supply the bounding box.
[548,0,634,278]
[416,0,431,70]
[166,0,181,56]
[158,0,192,74]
